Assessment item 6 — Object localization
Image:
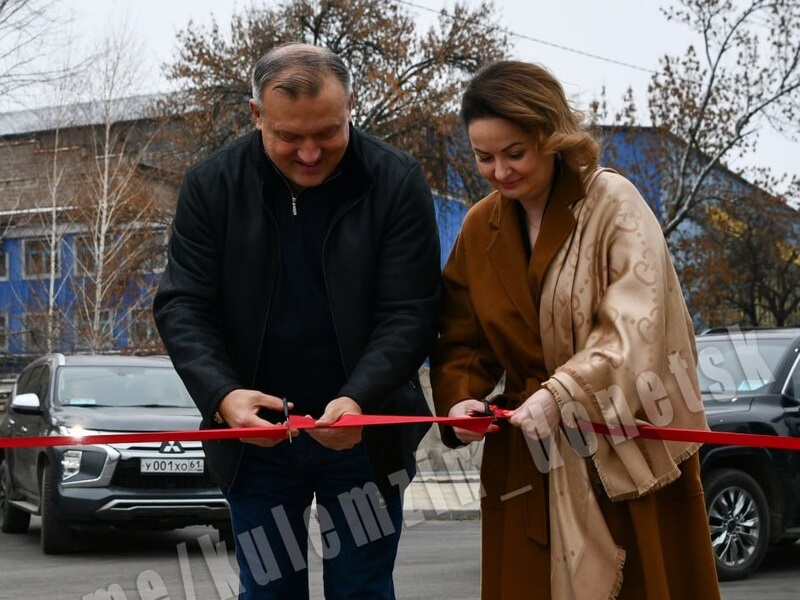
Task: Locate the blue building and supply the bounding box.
[0,105,792,368]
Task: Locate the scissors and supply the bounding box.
[467,396,514,423]
[467,399,495,420]
[282,396,292,443]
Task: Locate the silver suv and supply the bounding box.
[0,354,231,554]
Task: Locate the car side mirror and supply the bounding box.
[10,392,42,413]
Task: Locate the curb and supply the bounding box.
[403,472,481,520]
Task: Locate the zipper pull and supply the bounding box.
[291,195,298,216]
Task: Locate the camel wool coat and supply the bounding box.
[431,165,721,600]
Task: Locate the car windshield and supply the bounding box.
[696,335,791,398]
[55,365,195,408]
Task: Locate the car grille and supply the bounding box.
[111,458,218,490]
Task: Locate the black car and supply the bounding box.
[0,354,231,554]
[697,327,800,580]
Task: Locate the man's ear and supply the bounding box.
[346,92,355,119]
[249,99,263,129]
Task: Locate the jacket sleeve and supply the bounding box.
[337,163,442,413]
[152,169,241,423]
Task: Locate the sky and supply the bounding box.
[12,0,800,195]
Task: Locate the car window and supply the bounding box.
[785,356,800,400]
[18,365,48,400]
[56,365,195,408]
[35,365,51,404]
[697,336,791,398]
[14,367,35,395]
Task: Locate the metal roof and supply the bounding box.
[0,94,168,137]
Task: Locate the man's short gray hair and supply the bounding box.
[251,43,352,108]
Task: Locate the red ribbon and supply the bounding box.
[585,421,800,451]
[0,413,494,449]
[1,411,799,450]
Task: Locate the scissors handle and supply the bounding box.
[467,399,493,418]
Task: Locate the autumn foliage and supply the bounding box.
[162,0,509,200]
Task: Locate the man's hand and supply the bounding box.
[217,389,297,447]
[508,388,561,439]
[448,399,499,445]
[309,396,363,450]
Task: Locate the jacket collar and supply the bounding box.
[486,160,585,327]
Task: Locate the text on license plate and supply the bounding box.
[140,458,205,474]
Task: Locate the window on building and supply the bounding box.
[23,238,60,279]
[73,309,113,350]
[22,312,59,354]
[128,308,161,349]
[72,235,96,275]
[0,247,8,280]
[130,229,168,274]
[0,314,8,352]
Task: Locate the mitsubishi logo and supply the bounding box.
[159,441,184,454]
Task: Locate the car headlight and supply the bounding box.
[53,428,107,482]
[61,450,82,480]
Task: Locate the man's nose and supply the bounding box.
[297,140,322,164]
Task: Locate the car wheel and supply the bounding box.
[0,459,31,533]
[704,468,770,581]
[40,464,73,554]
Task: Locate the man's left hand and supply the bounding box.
[309,396,363,450]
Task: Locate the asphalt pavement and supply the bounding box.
[1,511,799,599]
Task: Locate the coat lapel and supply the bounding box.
[528,163,584,299]
[486,163,586,330]
[486,193,541,333]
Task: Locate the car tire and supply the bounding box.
[704,468,770,581]
[40,464,74,554]
[0,459,31,533]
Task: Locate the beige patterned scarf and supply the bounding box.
[539,168,708,600]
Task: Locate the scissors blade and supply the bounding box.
[283,397,292,443]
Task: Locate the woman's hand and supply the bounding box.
[508,388,561,439]
[448,398,499,444]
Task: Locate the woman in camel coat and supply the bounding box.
[430,60,721,600]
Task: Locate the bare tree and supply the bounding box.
[590,1,800,327]
[646,0,799,237]
[10,60,84,355]
[0,0,78,107]
[67,24,167,353]
[1,20,169,355]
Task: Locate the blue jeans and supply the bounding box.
[226,433,403,600]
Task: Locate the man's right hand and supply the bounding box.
[216,389,297,447]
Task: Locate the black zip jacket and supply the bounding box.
[153,127,442,494]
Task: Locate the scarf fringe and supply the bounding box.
[608,546,626,600]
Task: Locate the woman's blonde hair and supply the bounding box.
[460,60,599,172]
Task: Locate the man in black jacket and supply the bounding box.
[153,43,441,600]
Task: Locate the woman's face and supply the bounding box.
[467,117,556,207]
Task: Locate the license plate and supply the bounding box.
[140,458,205,474]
